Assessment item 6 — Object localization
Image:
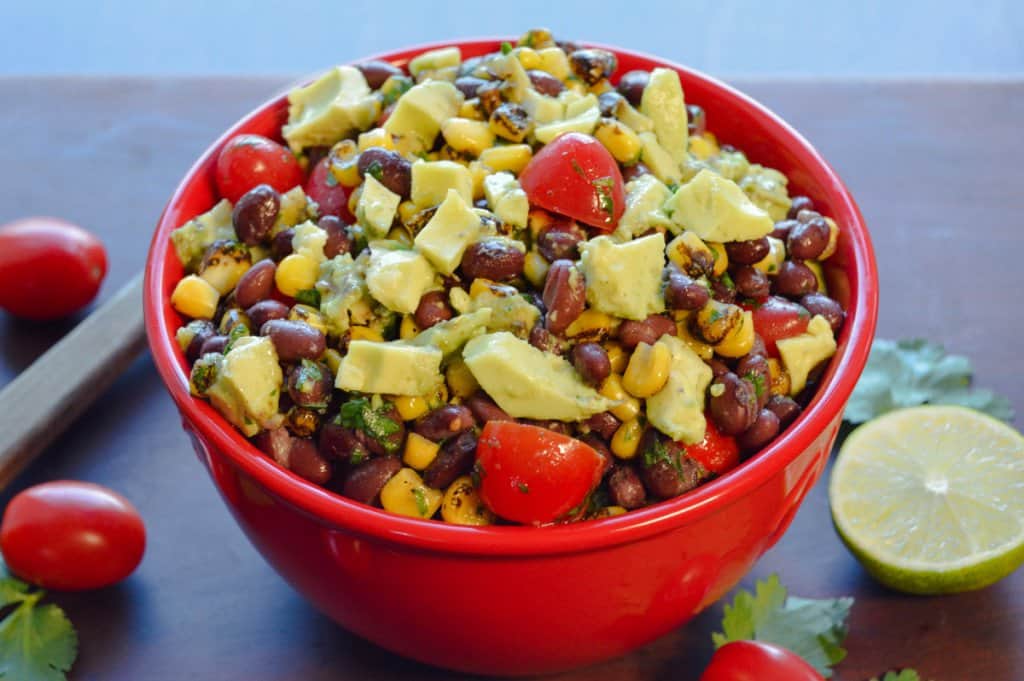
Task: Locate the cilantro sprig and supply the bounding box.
[339,397,401,452]
[870,671,928,681]
[0,562,78,681]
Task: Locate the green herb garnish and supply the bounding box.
[412,487,429,516]
[223,323,249,354]
[339,397,402,451]
[500,41,513,55]
[366,160,384,183]
[0,561,79,681]
[744,371,766,398]
[295,288,321,308]
[517,482,530,494]
[591,176,616,223]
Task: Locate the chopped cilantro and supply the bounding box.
[0,562,79,681]
[295,288,321,308]
[592,176,616,224]
[500,41,513,55]
[223,323,249,353]
[517,482,530,494]
[744,371,766,398]
[570,159,588,179]
[339,398,402,451]
[641,436,684,479]
[349,449,366,466]
[720,271,735,289]
[412,487,429,516]
[366,160,384,182]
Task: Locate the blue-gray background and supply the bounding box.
[3,0,1022,76]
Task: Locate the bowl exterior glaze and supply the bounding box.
[145,40,877,676]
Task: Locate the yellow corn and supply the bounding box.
[446,357,479,398]
[441,117,495,157]
[347,184,362,216]
[622,341,672,397]
[589,78,614,95]
[537,46,570,80]
[466,161,489,200]
[288,304,328,335]
[357,127,394,152]
[199,253,251,296]
[707,241,729,276]
[603,342,629,374]
[714,310,755,358]
[675,320,714,361]
[469,278,497,299]
[380,467,443,519]
[666,231,714,275]
[819,217,840,260]
[523,250,550,288]
[387,226,414,247]
[397,200,420,226]
[688,134,719,161]
[274,253,319,297]
[752,236,786,275]
[805,260,827,294]
[171,275,220,320]
[565,309,618,338]
[394,394,430,421]
[458,98,485,121]
[399,314,421,340]
[593,118,643,165]
[611,419,644,459]
[323,348,343,375]
[330,138,359,161]
[600,374,641,422]
[441,475,495,526]
[594,505,628,518]
[479,144,533,174]
[403,432,441,470]
[349,325,384,342]
[767,357,791,396]
[514,46,542,70]
[330,157,362,188]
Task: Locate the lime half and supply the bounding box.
[830,405,1024,594]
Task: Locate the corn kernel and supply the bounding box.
[514,46,542,70]
[523,250,550,288]
[399,314,421,340]
[767,358,791,396]
[171,275,220,320]
[603,342,629,374]
[397,200,420,226]
[594,505,628,518]
[752,236,786,275]
[666,231,715,276]
[403,432,441,470]
[600,374,641,422]
[565,309,618,339]
[593,118,643,165]
[441,117,496,157]
[458,98,485,121]
[468,161,490,200]
[347,184,362,216]
[714,310,755,358]
[819,218,840,260]
[441,475,495,526]
[288,304,328,335]
[611,419,644,459]
[622,341,672,397]
[394,394,430,421]
[688,134,719,161]
[357,127,393,152]
[445,357,479,399]
[349,325,384,342]
[330,157,362,188]
[589,78,614,95]
[330,138,359,161]
[274,253,319,297]
[805,260,827,294]
[675,321,714,361]
[707,241,729,276]
[323,348,343,374]
[387,226,414,247]
[479,144,533,174]
[380,467,443,519]
[469,278,496,299]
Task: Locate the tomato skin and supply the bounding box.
[699,641,824,681]
[0,481,146,591]
[0,218,107,320]
[305,157,352,221]
[519,132,625,230]
[215,134,304,203]
[476,422,608,525]
[751,296,812,356]
[685,419,740,475]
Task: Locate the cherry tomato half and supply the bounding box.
[0,481,146,591]
[0,218,107,320]
[699,640,824,681]
[751,296,812,356]
[685,419,740,475]
[215,134,304,204]
[476,422,608,525]
[519,132,625,230]
[305,156,352,221]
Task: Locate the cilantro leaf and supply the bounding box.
[294,288,321,308]
[712,574,853,678]
[870,671,925,681]
[412,487,429,516]
[0,596,78,681]
[500,41,513,55]
[339,398,401,451]
[0,575,28,609]
[845,339,1014,424]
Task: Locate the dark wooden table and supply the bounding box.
[1,76,1021,681]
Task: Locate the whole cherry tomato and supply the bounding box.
[751,296,812,356]
[215,134,304,203]
[305,156,352,221]
[0,481,146,591]
[0,218,107,320]
[685,419,740,475]
[519,132,625,230]
[699,640,824,681]
[476,422,608,524]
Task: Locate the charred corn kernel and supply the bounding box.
[707,241,729,276]
[714,310,755,358]
[688,134,719,161]
[380,467,443,519]
[397,200,420,226]
[611,419,644,460]
[594,118,643,165]
[479,144,533,174]
[468,161,489,200]
[330,138,359,161]
[275,253,319,297]
[394,394,430,421]
[442,475,494,525]
[199,241,251,295]
[519,27,555,49]
[600,374,641,422]
[565,309,618,338]
[537,46,570,80]
[667,231,715,277]
[323,348,343,374]
[523,250,550,288]
[469,278,497,299]
[675,320,714,361]
[805,260,827,294]
[350,325,384,342]
[752,236,786,275]
[357,127,393,152]
[489,103,533,143]
[441,117,495,156]
[767,358,791,396]
[514,46,542,70]
[331,157,362,188]
[399,314,421,340]
[403,432,440,470]
[458,98,485,121]
[603,342,629,374]
[446,358,479,398]
[527,207,555,239]
[288,304,328,335]
[589,78,614,95]
[171,275,220,320]
[594,505,628,518]
[427,381,449,408]
[387,226,413,247]
[819,217,840,260]
[622,341,672,397]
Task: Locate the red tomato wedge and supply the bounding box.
[699,640,824,681]
[476,422,608,524]
[685,419,740,475]
[519,132,625,231]
[216,134,304,204]
[751,296,812,356]
[305,156,352,221]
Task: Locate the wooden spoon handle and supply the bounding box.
[0,273,147,489]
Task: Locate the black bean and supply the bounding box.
[735,354,771,409]
[460,240,525,281]
[736,409,781,452]
[422,431,477,489]
[184,321,216,363]
[583,412,620,440]
[787,218,830,261]
[235,259,276,308]
[357,147,412,199]
[253,427,292,467]
[232,184,280,245]
[572,342,612,387]
[357,60,404,89]
[726,237,770,265]
[320,215,353,259]
[796,209,821,224]
[319,420,370,462]
[732,265,771,299]
[271,228,295,260]
[708,372,758,435]
[616,70,649,106]
[710,278,737,304]
[413,290,453,329]
[800,293,845,333]
[287,361,333,408]
[527,69,564,96]
[708,358,731,378]
[288,438,333,485]
[543,260,585,335]
[454,75,488,99]
[750,333,768,358]
[466,393,513,423]
[537,223,585,262]
[771,219,798,241]
[414,405,476,443]
[260,319,326,362]
[342,456,402,505]
[787,195,814,220]
[665,271,710,311]
[638,431,704,500]
[199,334,228,356]
[529,323,568,355]
[569,49,617,85]
[608,466,646,509]
[618,314,676,349]
[245,300,289,330]
[364,404,406,456]
[766,395,802,428]
[621,162,652,184]
[521,419,572,436]
[773,261,818,297]
[598,91,625,117]
[579,434,613,468]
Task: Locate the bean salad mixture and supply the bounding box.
[170,28,844,526]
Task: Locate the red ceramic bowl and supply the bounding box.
[145,39,878,676]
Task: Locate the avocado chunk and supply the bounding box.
[738,163,793,222]
[316,253,370,335]
[206,336,283,437]
[664,168,773,243]
[357,175,402,238]
[414,188,481,274]
[411,160,473,208]
[579,233,666,321]
[777,315,837,395]
[534,105,600,144]
[384,80,463,152]
[170,199,235,271]
[408,308,492,357]
[466,280,539,338]
[337,340,443,396]
[640,68,688,164]
[646,334,713,444]
[521,89,563,124]
[365,246,436,314]
[291,220,328,263]
[409,46,462,81]
[462,332,613,421]
[639,132,682,185]
[483,172,529,228]
[273,186,318,236]
[613,174,673,241]
[283,66,380,152]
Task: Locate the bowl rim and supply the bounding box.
[144,37,878,557]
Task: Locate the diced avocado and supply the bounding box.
[170,199,235,271]
[384,80,463,152]
[579,233,666,321]
[738,163,793,222]
[520,89,564,124]
[291,220,328,263]
[365,246,436,314]
[408,308,492,356]
[639,132,681,185]
[462,332,614,421]
[409,46,462,79]
[411,160,473,208]
[777,315,837,395]
[537,47,571,80]
[357,175,401,238]
[565,94,599,119]
[640,68,688,164]
[709,149,750,182]
[646,334,713,444]
[413,188,481,274]
[206,336,283,437]
[337,340,443,396]
[534,106,600,144]
[316,253,369,335]
[615,99,654,134]
[466,280,539,338]
[487,53,530,102]
[664,168,773,242]
[612,174,673,242]
[282,66,380,152]
[483,172,529,228]
[272,186,316,236]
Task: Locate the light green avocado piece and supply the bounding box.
[462,332,613,421]
[580,233,666,321]
[534,106,600,144]
[365,247,436,314]
[170,199,235,271]
[466,279,538,338]
[291,220,328,263]
[357,175,401,238]
[777,315,837,395]
[282,66,379,152]
[411,160,473,208]
[640,68,688,164]
[384,80,463,152]
[520,89,564,124]
[316,254,369,335]
[612,174,673,242]
[413,188,481,274]
[664,168,774,242]
[486,53,531,102]
[646,334,713,444]
[408,308,492,357]
[336,340,443,396]
[639,132,682,185]
[738,163,793,222]
[565,94,599,119]
[409,46,462,79]
[206,336,283,437]
[483,172,529,228]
